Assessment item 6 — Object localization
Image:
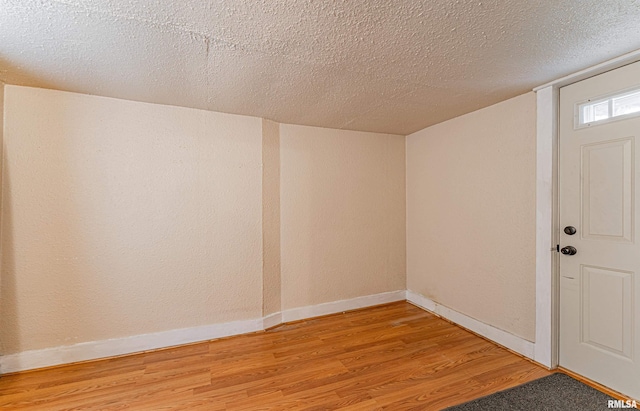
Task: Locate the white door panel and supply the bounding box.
[559,60,640,400]
[581,265,633,358]
[581,138,633,242]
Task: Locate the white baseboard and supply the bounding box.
[0,318,264,375]
[262,312,283,329]
[0,290,406,374]
[281,290,407,322]
[406,290,535,360]
[2,290,533,374]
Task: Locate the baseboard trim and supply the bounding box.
[280,290,407,322]
[0,317,265,375]
[262,312,283,329]
[0,290,406,374]
[2,290,532,374]
[406,290,535,360]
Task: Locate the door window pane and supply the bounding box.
[612,91,640,117]
[578,87,640,127]
[582,100,609,123]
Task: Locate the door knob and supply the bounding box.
[564,226,577,235]
[560,246,577,255]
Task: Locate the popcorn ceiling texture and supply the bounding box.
[1,0,639,134]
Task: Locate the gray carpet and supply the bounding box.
[444,373,616,410]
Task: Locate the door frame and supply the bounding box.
[533,49,640,368]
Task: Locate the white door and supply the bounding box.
[559,60,640,400]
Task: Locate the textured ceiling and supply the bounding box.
[1,0,640,135]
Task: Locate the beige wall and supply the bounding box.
[0,82,3,264]
[0,82,3,140]
[280,124,406,310]
[406,92,537,341]
[1,86,264,354]
[261,119,281,316]
[0,84,535,358]
[0,86,408,357]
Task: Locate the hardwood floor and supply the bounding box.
[0,302,551,410]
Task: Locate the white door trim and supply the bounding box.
[535,85,558,368]
[534,48,640,369]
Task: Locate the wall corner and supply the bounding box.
[261,119,282,316]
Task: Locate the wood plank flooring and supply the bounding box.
[0,302,551,410]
